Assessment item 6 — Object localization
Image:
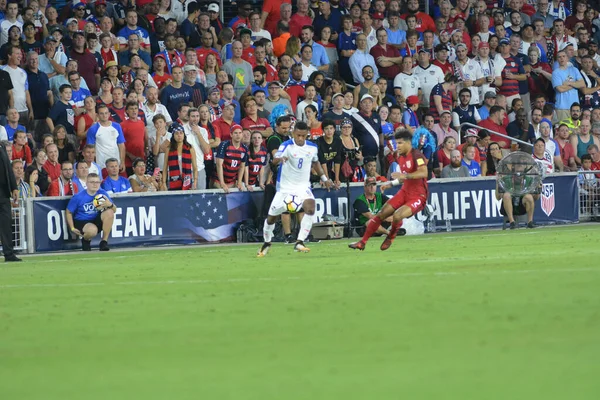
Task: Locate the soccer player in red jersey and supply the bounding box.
[349,130,428,251]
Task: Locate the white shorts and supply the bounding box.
[268,188,315,216]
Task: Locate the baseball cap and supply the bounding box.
[44,36,58,44]
[418,48,430,54]
[406,95,419,106]
[95,0,107,6]
[478,42,490,49]
[499,38,510,46]
[455,43,468,51]
[484,91,497,99]
[440,110,451,116]
[434,44,448,53]
[364,177,377,186]
[240,28,252,37]
[268,81,283,88]
[231,124,243,133]
[360,94,374,102]
[207,3,219,12]
[66,18,79,26]
[464,128,478,138]
[332,93,344,101]
[589,39,598,45]
[208,87,221,95]
[71,1,86,9]
[153,53,166,61]
[559,41,574,51]
[72,30,86,38]
[522,23,534,31]
[371,12,384,20]
[183,64,198,72]
[169,123,185,134]
[341,118,353,126]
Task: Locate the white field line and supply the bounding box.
[20,223,600,260]
[0,267,597,289]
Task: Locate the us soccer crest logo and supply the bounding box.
[541,183,555,216]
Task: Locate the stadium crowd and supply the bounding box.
[1,0,600,204]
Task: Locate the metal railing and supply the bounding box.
[0,201,27,254]
[578,174,600,222]
[459,122,534,149]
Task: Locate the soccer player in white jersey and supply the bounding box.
[258,121,333,256]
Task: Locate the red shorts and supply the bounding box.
[387,190,427,215]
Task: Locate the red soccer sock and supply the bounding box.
[388,220,403,239]
[362,216,383,243]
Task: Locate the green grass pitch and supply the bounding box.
[1,225,600,399]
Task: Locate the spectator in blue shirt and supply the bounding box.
[101,158,133,195]
[300,25,330,72]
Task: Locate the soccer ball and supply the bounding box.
[93,194,107,209]
[284,195,302,213]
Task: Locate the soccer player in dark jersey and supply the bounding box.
[213,124,248,193]
[349,129,428,251]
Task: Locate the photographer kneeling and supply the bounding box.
[66,173,116,251]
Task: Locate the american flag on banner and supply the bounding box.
[175,193,251,242]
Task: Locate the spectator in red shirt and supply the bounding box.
[555,123,578,171]
[402,0,436,33]
[11,131,32,166]
[43,143,61,181]
[196,31,222,69]
[289,0,312,38]
[121,101,147,175]
[240,28,256,65]
[46,161,79,196]
[479,106,510,149]
[370,28,402,82]
[151,54,172,89]
[262,0,292,37]
[241,96,273,139]
[213,102,236,142]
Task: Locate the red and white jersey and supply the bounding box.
[397,148,428,196]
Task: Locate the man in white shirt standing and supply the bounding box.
[86,103,126,173]
[1,46,33,126]
[143,86,172,149]
[414,49,445,108]
[453,43,485,106]
[475,42,504,102]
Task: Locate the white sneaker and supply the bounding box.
[294,241,310,253]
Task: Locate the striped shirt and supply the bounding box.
[429,83,453,123]
[215,141,248,184]
[247,147,268,186]
[499,56,524,97]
